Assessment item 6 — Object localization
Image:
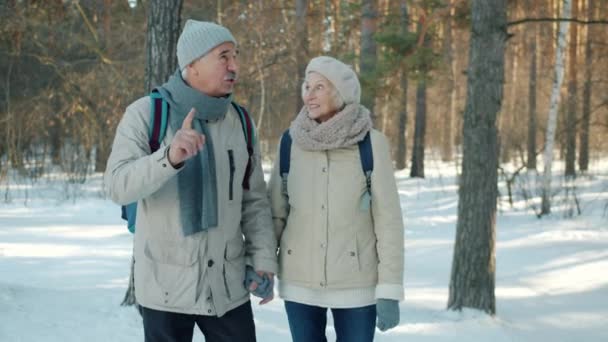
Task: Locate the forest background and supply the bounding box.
[1,0,606,185]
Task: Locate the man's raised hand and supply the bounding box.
[168,108,205,166]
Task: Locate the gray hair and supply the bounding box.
[181,55,205,81]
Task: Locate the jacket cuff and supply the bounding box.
[376,284,404,301]
[162,145,184,170]
[246,255,278,274]
[149,146,182,180]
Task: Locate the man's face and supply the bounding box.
[186,42,239,97]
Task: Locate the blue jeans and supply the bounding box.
[284,301,376,342]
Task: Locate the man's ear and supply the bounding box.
[186,63,198,77]
[192,67,199,77]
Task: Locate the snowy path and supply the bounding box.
[1,167,607,341]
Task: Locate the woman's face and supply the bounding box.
[302,72,339,123]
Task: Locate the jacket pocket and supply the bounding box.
[228,150,235,201]
[141,239,200,308]
[326,236,361,285]
[356,231,379,273]
[278,234,309,283]
[223,236,247,300]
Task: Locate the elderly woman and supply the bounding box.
[268,56,405,341]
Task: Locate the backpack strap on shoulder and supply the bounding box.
[231,102,255,190]
[122,91,169,234]
[149,90,169,153]
[358,131,373,210]
[279,129,292,196]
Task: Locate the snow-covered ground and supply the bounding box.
[1,159,607,341]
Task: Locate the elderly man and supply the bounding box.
[105,20,277,342]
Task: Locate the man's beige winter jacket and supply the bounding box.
[105,96,277,317]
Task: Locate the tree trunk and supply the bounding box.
[144,0,183,93]
[103,0,112,51]
[565,0,578,177]
[360,0,378,120]
[309,0,325,54]
[4,0,20,175]
[254,48,266,130]
[541,0,572,215]
[447,0,506,315]
[395,0,409,170]
[410,80,426,178]
[410,16,430,179]
[50,95,63,165]
[295,0,309,113]
[526,0,538,170]
[94,0,113,173]
[4,40,15,174]
[578,0,593,171]
[329,0,340,55]
[441,1,455,162]
[501,27,518,164]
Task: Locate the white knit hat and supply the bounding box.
[177,20,237,70]
[305,56,361,105]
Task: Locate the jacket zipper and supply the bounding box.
[323,151,329,287]
[228,150,235,201]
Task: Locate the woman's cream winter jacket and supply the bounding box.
[268,129,404,301]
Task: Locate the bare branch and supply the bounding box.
[243,50,290,78]
[508,17,608,27]
[73,1,99,43]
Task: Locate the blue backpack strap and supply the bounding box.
[358,131,373,209]
[231,102,255,190]
[122,91,169,234]
[123,203,138,234]
[149,90,169,152]
[279,129,292,196]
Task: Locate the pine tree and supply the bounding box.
[448,0,507,315]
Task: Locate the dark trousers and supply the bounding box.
[284,301,376,342]
[141,301,256,342]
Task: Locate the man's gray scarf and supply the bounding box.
[157,70,231,236]
[290,103,373,150]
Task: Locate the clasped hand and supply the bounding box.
[244,266,274,305]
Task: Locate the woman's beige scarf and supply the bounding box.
[290,103,373,150]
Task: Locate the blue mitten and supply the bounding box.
[376,299,400,332]
[244,266,273,299]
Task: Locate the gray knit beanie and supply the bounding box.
[177,20,237,70]
[305,56,361,105]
